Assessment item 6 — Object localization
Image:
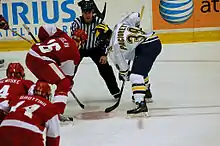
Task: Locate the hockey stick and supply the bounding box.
[0,17,32,44]
[140,5,145,21]
[22,24,85,109]
[7,28,33,44]
[23,24,38,43]
[70,91,84,109]
[105,60,131,113]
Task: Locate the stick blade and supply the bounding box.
[79,103,85,109]
[105,101,119,113]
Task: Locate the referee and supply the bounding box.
[70,0,120,98]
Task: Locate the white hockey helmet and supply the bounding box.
[38,24,57,42]
[120,12,141,27]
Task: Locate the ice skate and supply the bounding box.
[59,115,74,126]
[59,115,73,122]
[127,100,148,118]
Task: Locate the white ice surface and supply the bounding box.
[0,41,220,146]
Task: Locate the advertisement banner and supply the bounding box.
[152,0,220,30]
[0,0,79,40]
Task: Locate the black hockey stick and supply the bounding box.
[105,60,131,113]
[23,24,38,43]
[22,24,85,109]
[105,80,125,113]
[70,90,84,109]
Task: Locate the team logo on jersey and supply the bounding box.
[159,0,194,24]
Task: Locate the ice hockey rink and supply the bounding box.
[0,41,220,146]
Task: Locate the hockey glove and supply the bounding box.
[72,29,88,44]
[0,15,9,30]
[119,70,130,81]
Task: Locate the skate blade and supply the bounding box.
[126,112,149,119]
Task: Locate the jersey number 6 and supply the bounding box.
[39,39,61,53]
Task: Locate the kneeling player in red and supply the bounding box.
[0,63,34,122]
[0,81,60,146]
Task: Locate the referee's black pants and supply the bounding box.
[76,49,120,96]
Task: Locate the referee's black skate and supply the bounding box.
[127,100,148,115]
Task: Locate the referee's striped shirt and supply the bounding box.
[70,16,103,50]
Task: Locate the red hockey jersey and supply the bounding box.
[30,29,80,66]
[0,95,60,146]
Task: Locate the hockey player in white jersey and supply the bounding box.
[94,12,162,114]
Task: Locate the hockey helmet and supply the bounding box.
[78,0,94,12]
[38,24,57,42]
[33,81,51,100]
[6,62,25,79]
[121,12,141,27]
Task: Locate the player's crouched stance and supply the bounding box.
[0,81,60,146]
[95,12,162,115]
[25,24,87,116]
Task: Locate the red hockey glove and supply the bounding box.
[72,29,88,44]
[0,15,9,30]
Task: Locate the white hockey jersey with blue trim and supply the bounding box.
[108,23,157,72]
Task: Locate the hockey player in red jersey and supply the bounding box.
[0,62,34,122]
[0,63,34,100]
[0,81,60,146]
[26,24,88,114]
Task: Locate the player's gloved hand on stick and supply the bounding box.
[99,56,107,64]
[119,69,130,81]
[0,15,9,30]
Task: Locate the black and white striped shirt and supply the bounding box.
[70,16,103,50]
